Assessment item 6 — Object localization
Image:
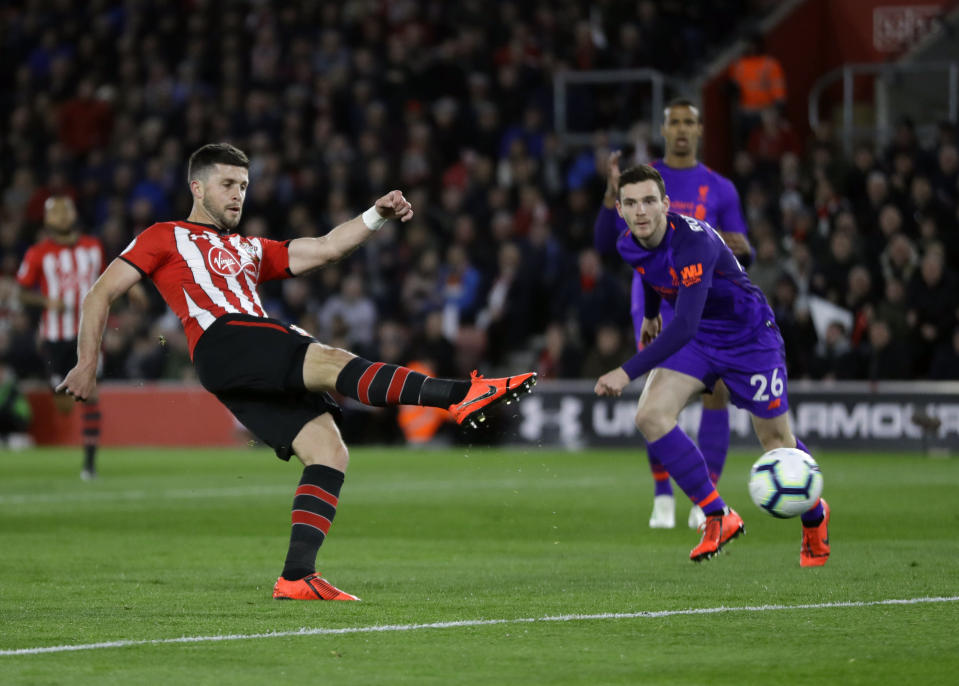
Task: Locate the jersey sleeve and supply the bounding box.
[255,237,292,283]
[715,176,748,236]
[120,224,170,276]
[15,246,41,288]
[672,217,720,290]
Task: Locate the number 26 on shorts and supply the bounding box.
[750,368,784,401]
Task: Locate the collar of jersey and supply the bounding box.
[179,219,230,234]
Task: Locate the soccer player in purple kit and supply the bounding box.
[594,98,752,530]
[594,164,830,566]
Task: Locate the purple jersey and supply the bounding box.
[616,212,774,381]
[650,161,748,235]
[594,162,749,346]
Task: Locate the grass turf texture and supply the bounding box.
[1,447,957,685]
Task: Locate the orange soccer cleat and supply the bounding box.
[448,371,537,428]
[800,499,831,567]
[272,573,360,601]
[690,508,745,562]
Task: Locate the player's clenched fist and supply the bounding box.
[374,190,414,222]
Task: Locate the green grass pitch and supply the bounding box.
[1,446,957,685]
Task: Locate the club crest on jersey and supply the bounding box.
[207,245,254,277]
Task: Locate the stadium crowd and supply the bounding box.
[1,0,958,407]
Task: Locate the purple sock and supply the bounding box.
[795,438,825,525]
[698,408,729,485]
[648,455,673,496]
[647,426,725,515]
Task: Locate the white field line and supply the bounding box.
[2,596,957,657]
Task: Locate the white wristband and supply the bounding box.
[362,206,387,231]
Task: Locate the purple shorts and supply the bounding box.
[658,320,790,419]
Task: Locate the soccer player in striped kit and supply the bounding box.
[58,143,537,600]
[17,196,105,480]
[594,99,752,530]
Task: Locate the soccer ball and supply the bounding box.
[748,447,823,518]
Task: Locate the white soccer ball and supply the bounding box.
[748,447,823,518]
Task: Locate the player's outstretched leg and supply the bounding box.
[334,357,536,429]
[646,426,744,561]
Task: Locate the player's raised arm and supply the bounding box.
[57,259,143,401]
[287,190,413,275]
[594,151,625,255]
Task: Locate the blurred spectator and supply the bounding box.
[747,235,781,300]
[871,277,910,340]
[478,242,535,366]
[581,323,636,379]
[845,265,875,345]
[57,79,113,154]
[857,318,912,380]
[437,243,483,336]
[809,320,857,380]
[811,232,857,305]
[536,322,582,380]
[0,365,32,447]
[726,31,786,144]
[907,246,958,374]
[879,233,919,286]
[573,248,629,347]
[318,274,378,354]
[408,309,457,378]
[768,274,816,379]
[747,107,800,172]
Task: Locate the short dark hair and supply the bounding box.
[618,164,666,201]
[664,97,701,123]
[187,143,249,182]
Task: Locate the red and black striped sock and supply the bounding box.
[281,464,345,581]
[82,400,100,472]
[335,357,469,408]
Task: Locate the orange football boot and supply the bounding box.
[690,508,745,562]
[448,371,537,428]
[273,573,359,601]
[800,499,830,567]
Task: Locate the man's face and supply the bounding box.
[617,180,670,246]
[193,163,248,230]
[44,197,77,234]
[661,105,702,159]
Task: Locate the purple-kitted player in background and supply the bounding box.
[594,164,829,566]
[594,98,752,530]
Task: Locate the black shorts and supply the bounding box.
[192,314,342,461]
[41,340,78,388]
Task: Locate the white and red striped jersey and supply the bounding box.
[119,220,291,355]
[17,235,105,341]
